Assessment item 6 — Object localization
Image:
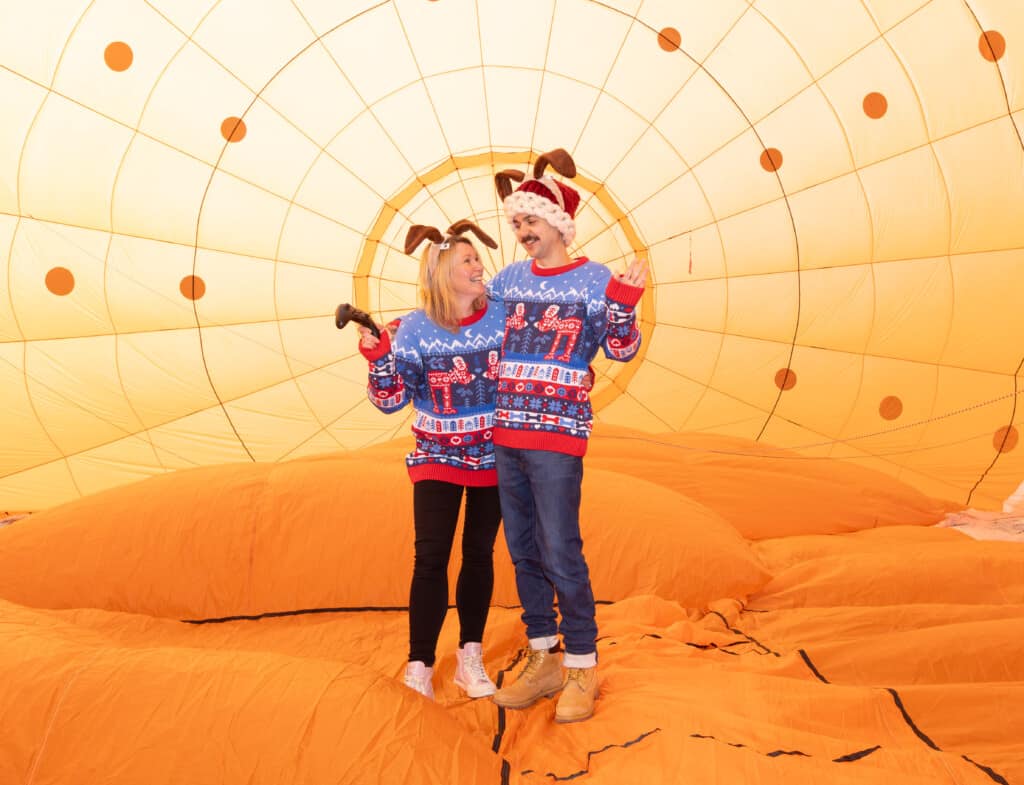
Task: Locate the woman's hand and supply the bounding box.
[357,326,380,351]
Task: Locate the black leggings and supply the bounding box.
[409,481,502,666]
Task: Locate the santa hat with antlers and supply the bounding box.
[495,149,580,246]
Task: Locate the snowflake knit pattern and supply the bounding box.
[365,303,505,486]
[487,257,642,456]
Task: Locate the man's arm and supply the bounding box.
[601,258,647,362]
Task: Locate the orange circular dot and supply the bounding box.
[45,267,74,296]
[760,148,783,172]
[993,425,1018,453]
[774,368,796,391]
[221,117,247,143]
[657,27,681,52]
[879,395,903,420]
[979,30,1006,62]
[863,92,888,119]
[180,275,206,300]
[104,41,133,72]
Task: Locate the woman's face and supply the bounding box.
[448,241,485,299]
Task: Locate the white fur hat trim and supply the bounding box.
[503,189,576,247]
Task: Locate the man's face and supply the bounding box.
[511,213,561,259]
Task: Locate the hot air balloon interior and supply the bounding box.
[0,1,1022,783]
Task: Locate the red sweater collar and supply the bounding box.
[531,257,589,276]
[460,302,488,326]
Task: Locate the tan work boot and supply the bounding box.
[492,647,563,709]
[555,666,599,723]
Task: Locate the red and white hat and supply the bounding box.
[496,149,580,246]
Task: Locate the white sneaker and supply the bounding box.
[454,642,497,698]
[404,661,434,699]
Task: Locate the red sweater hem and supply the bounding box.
[492,428,588,457]
[408,464,497,487]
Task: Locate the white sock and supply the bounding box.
[563,652,597,669]
[529,635,558,651]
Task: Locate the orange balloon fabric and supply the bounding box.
[0,433,1020,784]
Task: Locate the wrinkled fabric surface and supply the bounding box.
[0,432,1020,784]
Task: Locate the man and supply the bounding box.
[487,149,647,723]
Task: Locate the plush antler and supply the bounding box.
[495,149,577,200]
[533,148,576,179]
[494,169,525,200]
[404,224,445,255]
[447,220,497,249]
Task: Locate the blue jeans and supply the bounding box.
[494,445,597,654]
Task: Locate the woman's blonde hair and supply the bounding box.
[419,236,486,332]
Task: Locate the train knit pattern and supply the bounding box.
[365,303,506,486]
[487,257,643,457]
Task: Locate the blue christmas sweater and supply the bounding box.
[487,257,643,456]
[362,303,505,486]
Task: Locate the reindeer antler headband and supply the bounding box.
[494,149,581,246]
[404,220,497,273]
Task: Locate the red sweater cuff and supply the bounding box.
[359,328,391,362]
[605,276,644,306]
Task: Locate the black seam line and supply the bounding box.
[693,733,884,765]
[684,639,756,653]
[691,733,804,756]
[798,649,830,683]
[885,688,941,751]
[967,352,1023,505]
[798,654,1009,782]
[708,610,780,656]
[887,690,1010,784]
[833,746,881,763]
[962,753,1011,785]
[645,635,741,652]
[182,606,408,624]
[537,728,662,781]
[180,602,526,625]
[635,633,757,652]
[491,706,507,755]
[500,759,511,785]
[490,649,527,755]
[691,732,744,748]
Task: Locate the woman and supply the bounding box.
[356,220,505,700]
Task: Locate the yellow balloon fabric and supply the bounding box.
[0,1,1021,511]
